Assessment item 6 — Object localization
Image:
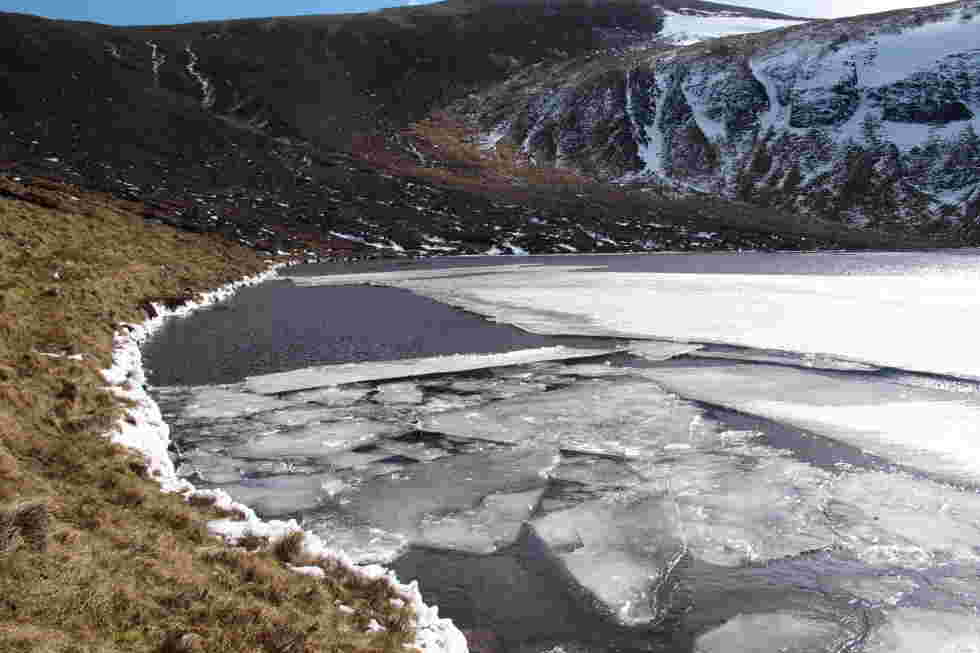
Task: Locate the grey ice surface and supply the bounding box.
[313,447,558,557]
[417,487,546,554]
[863,608,980,652]
[228,420,403,461]
[284,385,372,406]
[693,612,855,653]
[373,382,425,405]
[216,472,346,517]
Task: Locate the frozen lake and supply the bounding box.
[146,250,980,652]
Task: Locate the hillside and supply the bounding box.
[0,0,931,253]
[459,0,980,238]
[0,176,435,652]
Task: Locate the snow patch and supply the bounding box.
[659,11,807,45]
[184,43,216,110]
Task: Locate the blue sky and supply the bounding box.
[4,0,948,24]
[4,1,440,25]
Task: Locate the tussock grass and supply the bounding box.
[0,175,417,652]
[407,112,595,193]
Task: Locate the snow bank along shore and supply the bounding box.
[100,263,468,653]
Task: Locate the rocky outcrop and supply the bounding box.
[469,0,980,237]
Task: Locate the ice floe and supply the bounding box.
[863,608,980,653]
[530,496,688,625]
[246,346,620,394]
[285,385,372,406]
[638,362,980,484]
[423,378,720,457]
[229,419,402,461]
[693,612,856,653]
[374,382,425,405]
[216,472,345,517]
[417,487,545,554]
[179,385,296,420]
[322,447,558,554]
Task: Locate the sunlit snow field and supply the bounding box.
[145,251,980,652]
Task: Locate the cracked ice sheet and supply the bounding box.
[245,346,619,395]
[646,435,980,569]
[639,363,980,485]
[528,446,843,624]
[372,267,980,380]
[827,470,980,568]
[423,377,722,457]
[313,447,558,561]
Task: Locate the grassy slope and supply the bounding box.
[0,176,415,653]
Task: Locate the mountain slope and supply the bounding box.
[462,0,980,237]
[0,1,937,252]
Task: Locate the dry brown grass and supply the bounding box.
[356,111,593,198]
[0,175,418,653]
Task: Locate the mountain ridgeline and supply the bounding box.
[0,0,971,251]
[463,0,980,236]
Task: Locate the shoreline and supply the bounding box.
[102,262,468,653]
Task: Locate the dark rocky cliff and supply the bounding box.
[464,0,980,237]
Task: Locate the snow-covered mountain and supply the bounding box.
[658,6,809,44]
[465,0,980,235]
